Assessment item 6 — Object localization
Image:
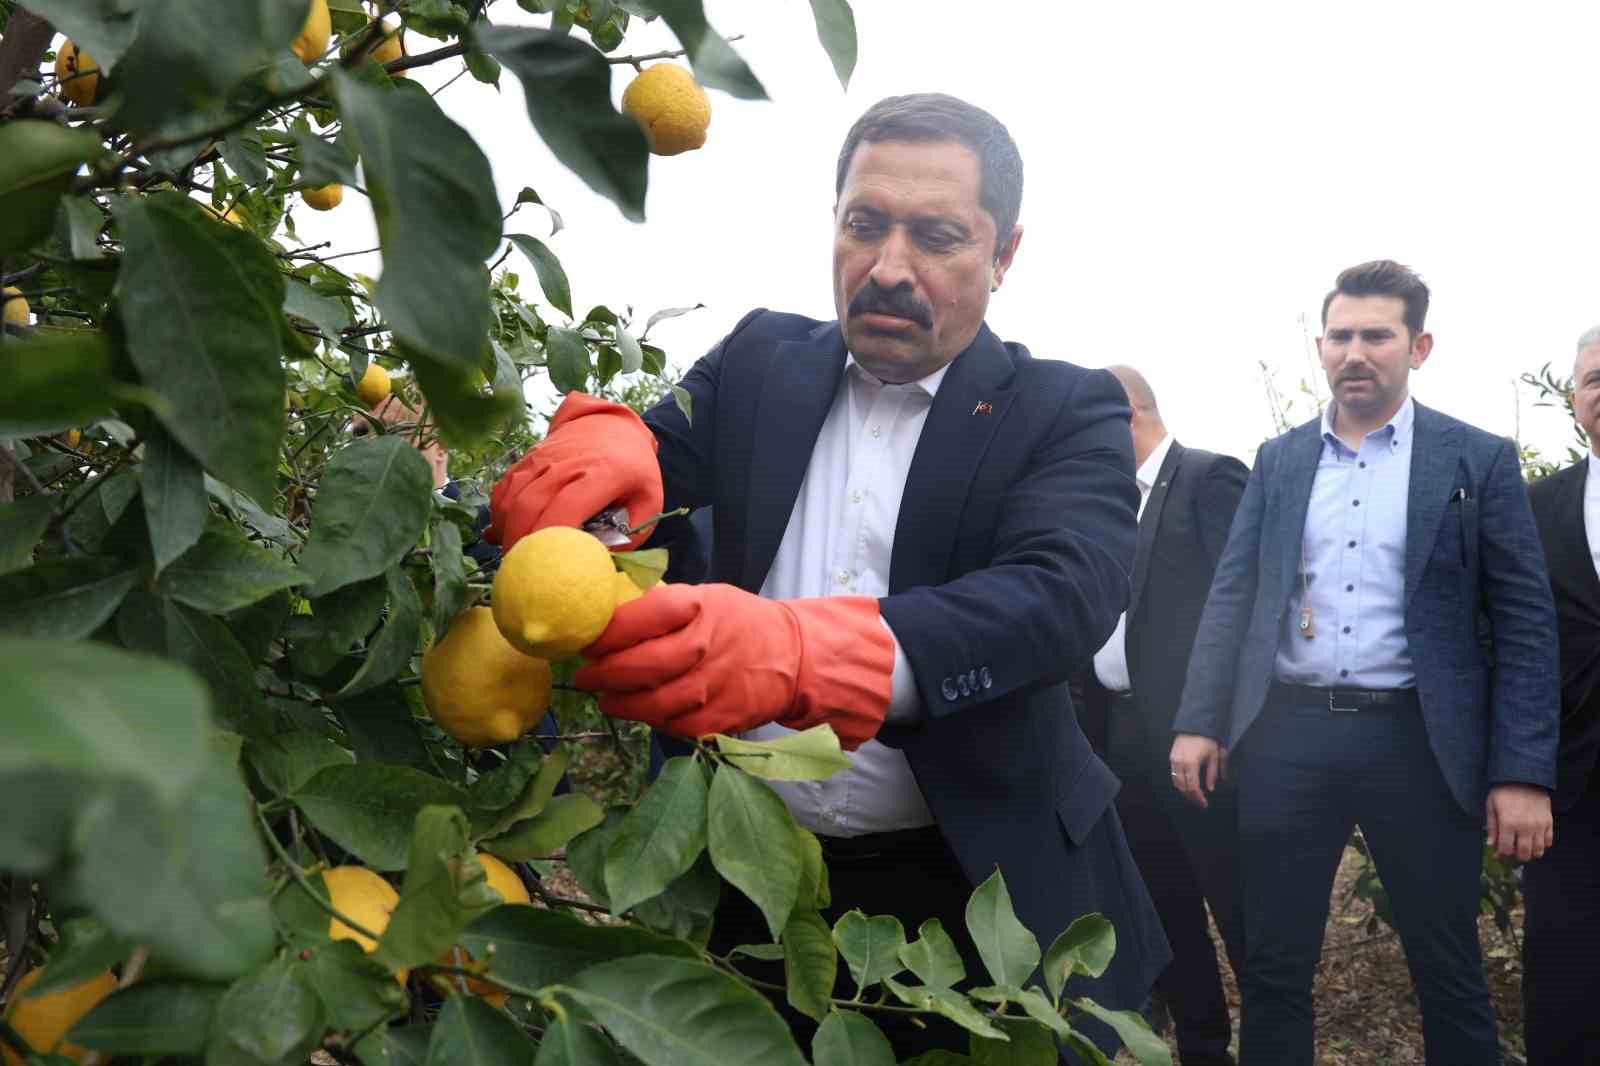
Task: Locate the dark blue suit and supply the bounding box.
[642,309,1170,1040]
[1175,402,1559,1065]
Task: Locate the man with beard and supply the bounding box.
[1169,260,1558,1065]
[487,93,1167,1060]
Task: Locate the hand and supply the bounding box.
[1170,733,1223,809]
[1485,783,1553,861]
[353,395,448,488]
[573,584,894,750]
[487,392,663,550]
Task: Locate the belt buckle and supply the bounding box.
[1328,690,1360,713]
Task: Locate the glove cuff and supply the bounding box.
[779,596,894,751]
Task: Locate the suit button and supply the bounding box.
[979,667,993,689]
[941,678,959,702]
[958,674,972,697]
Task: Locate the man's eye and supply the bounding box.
[845,218,883,238]
[919,232,958,251]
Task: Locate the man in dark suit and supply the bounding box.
[486,94,1168,1060]
[1169,260,1558,1066]
[1079,365,1247,1066]
[1522,328,1600,1065]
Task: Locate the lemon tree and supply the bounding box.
[0,2,1167,1064]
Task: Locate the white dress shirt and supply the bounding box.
[1586,453,1600,579]
[744,355,944,837]
[1090,434,1174,693]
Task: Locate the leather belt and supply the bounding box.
[817,824,944,864]
[1270,682,1420,714]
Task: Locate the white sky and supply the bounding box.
[297,0,1599,465]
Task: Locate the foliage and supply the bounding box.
[0,2,1164,1063]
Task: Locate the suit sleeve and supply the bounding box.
[1196,454,1250,569]
[1480,437,1561,789]
[1172,444,1269,741]
[878,368,1139,720]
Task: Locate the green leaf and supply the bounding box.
[246,732,354,798]
[507,233,573,318]
[429,517,470,635]
[613,547,668,590]
[545,326,591,394]
[794,823,828,911]
[357,1025,434,1066]
[210,958,325,1064]
[296,763,472,870]
[642,0,765,99]
[335,70,499,368]
[284,276,354,343]
[376,805,501,971]
[563,955,808,1066]
[604,756,709,914]
[476,26,649,221]
[339,566,423,697]
[831,911,906,994]
[158,525,305,612]
[424,993,539,1066]
[113,191,286,504]
[480,746,569,837]
[159,602,270,733]
[26,916,131,997]
[457,905,698,990]
[60,194,108,260]
[304,937,408,1033]
[0,494,55,576]
[535,1009,624,1066]
[712,725,852,782]
[69,980,223,1055]
[334,683,434,770]
[670,384,692,425]
[483,793,605,861]
[141,426,207,574]
[628,853,721,943]
[293,129,361,188]
[1013,987,1072,1040]
[615,326,644,374]
[899,918,966,991]
[807,0,857,89]
[24,0,141,69]
[410,350,524,448]
[0,329,133,437]
[965,870,1040,990]
[0,556,137,641]
[222,128,271,187]
[969,1017,1057,1065]
[297,435,435,597]
[465,48,502,87]
[1067,999,1171,1066]
[812,1011,895,1066]
[883,978,1007,1042]
[0,121,102,256]
[290,574,389,677]
[781,908,836,1022]
[707,766,803,941]
[1042,914,1115,1001]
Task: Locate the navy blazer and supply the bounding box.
[1173,402,1559,815]
[642,308,1169,1012]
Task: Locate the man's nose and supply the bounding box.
[868,227,916,289]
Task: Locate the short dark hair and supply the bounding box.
[1321,260,1430,336]
[835,93,1023,258]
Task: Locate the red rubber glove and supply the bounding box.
[486,392,664,550]
[573,583,895,751]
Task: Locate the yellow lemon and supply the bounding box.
[432,852,531,1007]
[370,20,406,73]
[53,40,100,107]
[621,64,711,156]
[492,526,620,659]
[356,362,391,407]
[479,852,532,906]
[613,568,644,605]
[302,183,343,211]
[421,606,554,748]
[202,202,244,227]
[323,865,408,982]
[2,968,118,1066]
[66,429,82,449]
[292,0,332,65]
[1,286,28,328]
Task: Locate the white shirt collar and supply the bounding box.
[1587,451,1600,498]
[844,353,951,398]
[1322,394,1415,449]
[1137,434,1175,492]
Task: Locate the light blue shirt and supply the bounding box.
[1274,396,1416,688]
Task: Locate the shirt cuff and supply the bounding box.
[880,618,923,726]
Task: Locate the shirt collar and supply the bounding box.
[1137,434,1174,492]
[844,352,950,398]
[1588,452,1600,498]
[1321,394,1415,450]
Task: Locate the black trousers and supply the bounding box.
[1522,773,1600,1066]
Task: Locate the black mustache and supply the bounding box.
[848,283,933,330]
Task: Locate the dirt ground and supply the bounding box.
[1115,846,1527,1066]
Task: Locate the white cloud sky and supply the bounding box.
[297,0,1597,465]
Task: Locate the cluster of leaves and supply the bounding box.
[0,0,1165,1063]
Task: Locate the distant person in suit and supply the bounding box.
[1522,327,1600,1065]
[1169,260,1559,1066]
[1080,365,1248,1066]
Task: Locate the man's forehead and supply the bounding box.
[1576,345,1600,377]
[1324,294,1407,329]
[839,139,980,194]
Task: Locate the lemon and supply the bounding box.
[202,202,244,227]
[480,852,532,906]
[492,526,621,659]
[369,20,407,74]
[2,286,28,328]
[432,852,530,1007]
[422,606,554,748]
[302,183,343,211]
[66,429,82,449]
[53,40,99,107]
[292,0,332,65]
[323,865,409,983]
[3,968,118,1066]
[621,64,711,156]
[356,362,391,407]
[613,568,644,606]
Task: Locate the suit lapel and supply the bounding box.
[1405,403,1460,605]
[1554,461,1600,604]
[889,325,1018,591]
[1278,418,1326,596]
[1129,441,1184,613]
[740,323,848,590]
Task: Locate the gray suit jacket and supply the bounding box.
[1173,402,1559,814]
